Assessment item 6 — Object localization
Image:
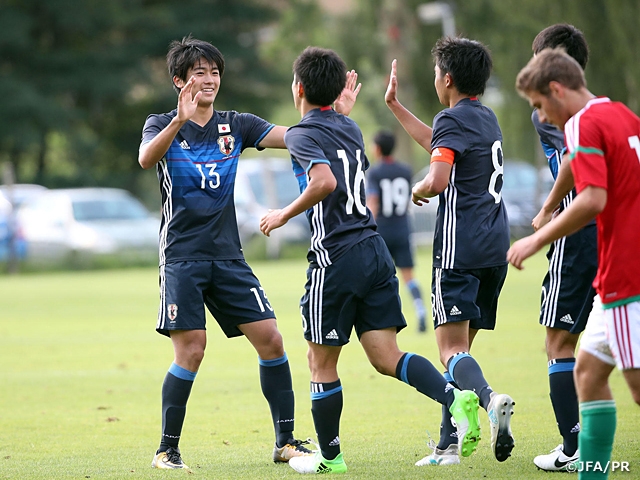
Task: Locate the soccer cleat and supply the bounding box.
[273,438,315,463]
[289,451,347,474]
[448,389,481,457]
[415,440,460,466]
[151,446,189,469]
[533,444,579,471]
[487,393,516,462]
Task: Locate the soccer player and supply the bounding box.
[510,48,640,480]
[366,130,428,332]
[138,35,359,470]
[527,24,598,472]
[260,46,481,475]
[385,37,516,465]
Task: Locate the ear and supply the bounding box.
[297,82,305,98]
[173,75,185,90]
[548,81,564,98]
[445,73,453,88]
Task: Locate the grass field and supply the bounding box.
[1,248,638,479]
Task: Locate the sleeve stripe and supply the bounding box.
[568,146,604,160]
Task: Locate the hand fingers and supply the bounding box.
[353,83,362,95]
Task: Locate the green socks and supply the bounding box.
[578,400,616,479]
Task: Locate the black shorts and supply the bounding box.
[157,260,275,338]
[431,265,508,330]
[379,229,414,269]
[540,224,597,333]
[300,235,407,346]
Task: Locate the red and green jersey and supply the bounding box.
[565,97,640,307]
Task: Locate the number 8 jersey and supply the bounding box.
[141,109,274,265]
[430,98,510,269]
[284,107,377,268]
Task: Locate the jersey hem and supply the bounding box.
[602,294,640,309]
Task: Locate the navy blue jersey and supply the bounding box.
[285,107,377,268]
[141,110,274,265]
[431,98,509,269]
[365,160,412,235]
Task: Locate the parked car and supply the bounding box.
[407,159,552,243]
[235,158,310,254]
[16,188,159,265]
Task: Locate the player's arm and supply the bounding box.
[532,153,575,230]
[385,59,433,153]
[139,76,200,169]
[258,126,288,149]
[411,149,453,205]
[508,185,606,269]
[260,163,336,237]
[366,192,379,219]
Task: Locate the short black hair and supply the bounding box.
[532,24,589,69]
[373,130,395,156]
[293,46,346,107]
[432,37,492,96]
[166,35,225,93]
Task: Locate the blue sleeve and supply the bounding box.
[284,127,330,174]
[366,167,381,195]
[141,113,172,146]
[431,112,468,157]
[237,113,275,152]
[531,109,566,179]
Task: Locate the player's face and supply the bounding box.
[528,89,569,130]
[185,59,220,106]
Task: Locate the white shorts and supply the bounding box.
[579,296,640,370]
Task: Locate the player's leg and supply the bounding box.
[574,297,616,479]
[392,232,427,332]
[533,327,581,470]
[207,260,309,462]
[153,262,211,469]
[289,342,347,474]
[359,327,481,460]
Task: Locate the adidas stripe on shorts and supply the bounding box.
[431,265,507,330]
[580,296,640,370]
[299,235,406,346]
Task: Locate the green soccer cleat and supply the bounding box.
[289,451,347,474]
[449,389,481,457]
[151,446,189,469]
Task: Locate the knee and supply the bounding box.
[178,344,205,371]
[256,329,285,359]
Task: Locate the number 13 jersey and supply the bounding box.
[141,109,274,265]
[430,98,510,269]
[284,107,377,268]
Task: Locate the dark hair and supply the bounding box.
[293,46,346,106]
[166,35,225,93]
[516,48,586,97]
[373,130,395,156]
[431,37,492,96]
[532,24,589,69]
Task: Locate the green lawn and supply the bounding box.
[1,248,637,479]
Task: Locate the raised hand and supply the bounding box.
[334,69,362,116]
[176,76,201,123]
[385,59,399,106]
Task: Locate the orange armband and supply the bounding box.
[430,147,455,165]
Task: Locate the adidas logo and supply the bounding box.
[180,140,190,149]
[450,305,462,316]
[317,463,330,473]
[328,436,340,447]
[325,329,339,340]
[444,383,454,393]
[570,423,581,434]
[559,314,574,324]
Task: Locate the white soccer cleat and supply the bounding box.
[534,444,579,471]
[289,451,347,474]
[151,447,190,469]
[415,441,460,466]
[487,393,515,462]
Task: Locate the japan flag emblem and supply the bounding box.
[218,124,231,134]
[218,135,235,155]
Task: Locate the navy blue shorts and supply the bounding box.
[379,228,414,269]
[540,223,597,333]
[431,265,508,330]
[300,235,407,346]
[156,260,275,338]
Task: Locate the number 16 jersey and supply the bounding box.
[430,98,510,269]
[284,107,377,268]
